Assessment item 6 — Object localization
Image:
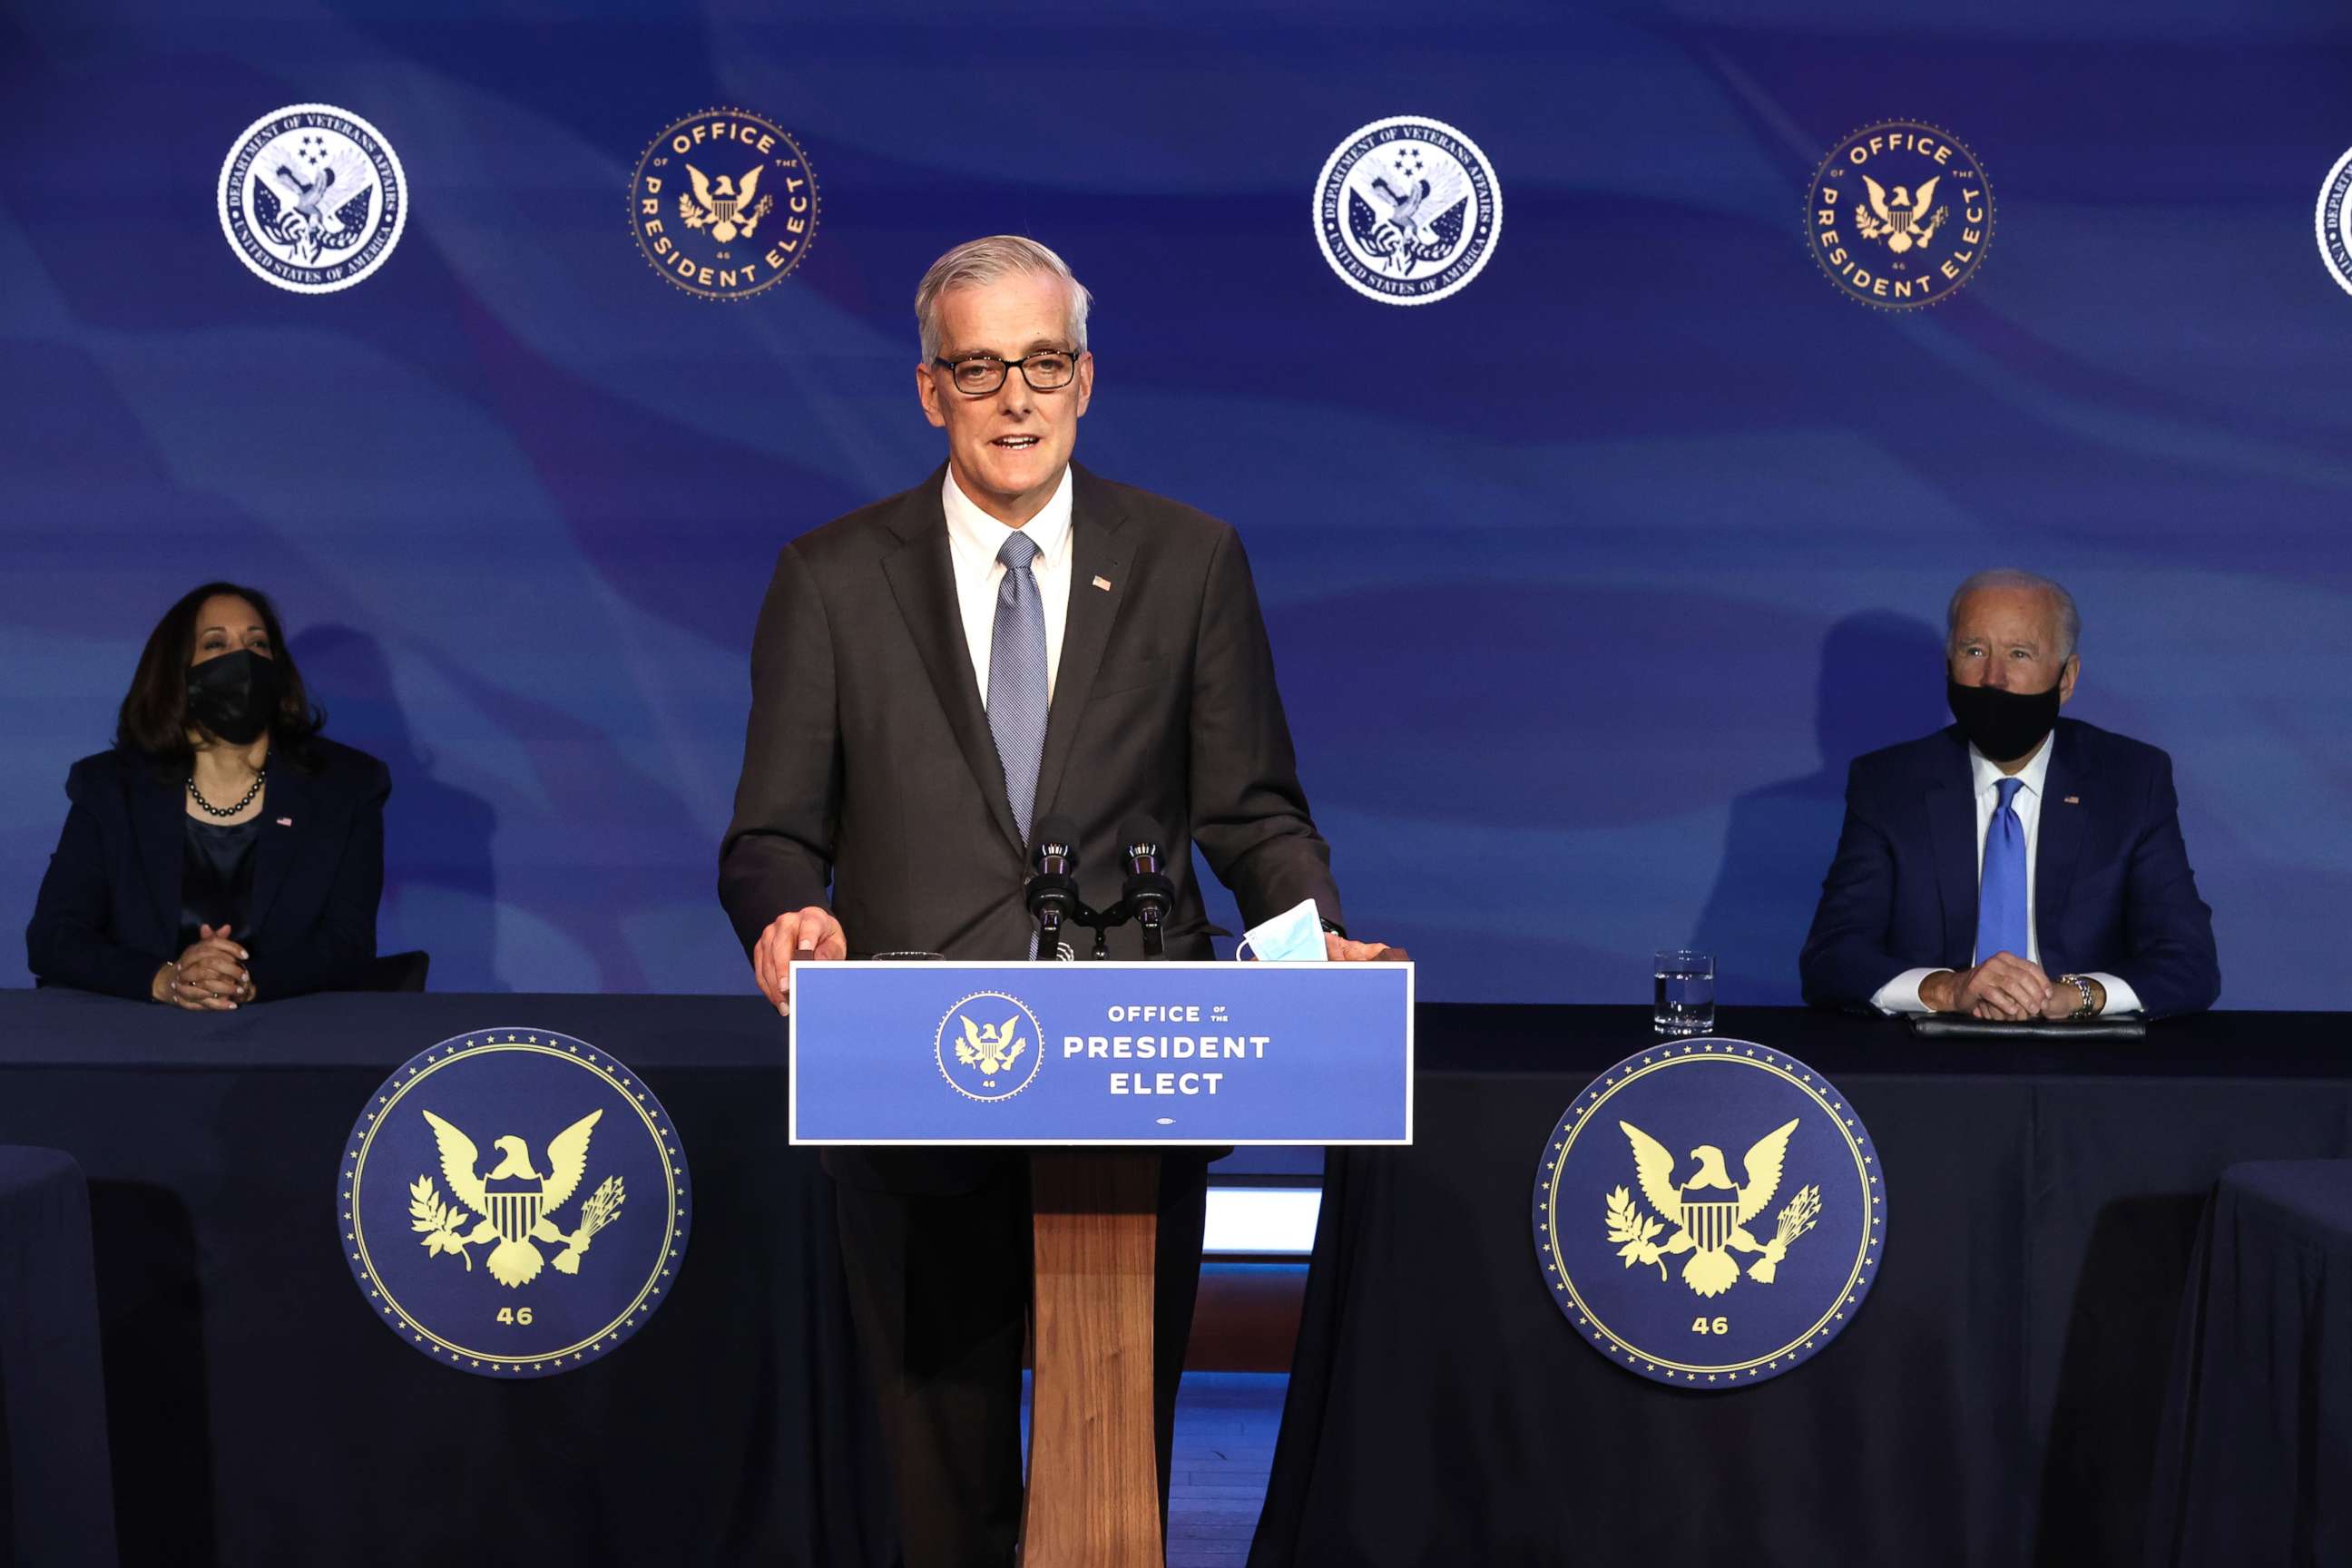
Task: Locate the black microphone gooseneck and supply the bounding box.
[1024,815,1082,961]
[1119,815,1175,960]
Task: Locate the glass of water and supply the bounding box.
[1654,950,1715,1036]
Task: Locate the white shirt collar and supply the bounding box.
[1969,728,2056,801]
[942,464,1073,567]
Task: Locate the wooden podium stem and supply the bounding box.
[1024,1151,1163,1568]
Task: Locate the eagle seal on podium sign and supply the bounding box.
[935,991,1045,1102]
[1531,1039,1885,1387]
[340,1029,690,1377]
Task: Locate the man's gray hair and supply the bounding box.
[914,235,1093,363]
[1945,568,2082,661]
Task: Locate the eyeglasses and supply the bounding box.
[931,349,1081,396]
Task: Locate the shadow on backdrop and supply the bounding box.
[1693,611,1945,1004]
[291,626,500,990]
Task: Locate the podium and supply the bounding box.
[790,960,1412,1567]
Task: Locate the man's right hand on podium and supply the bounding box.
[754,905,848,1015]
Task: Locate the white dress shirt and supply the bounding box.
[941,465,1074,706]
[1872,733,2143,1016]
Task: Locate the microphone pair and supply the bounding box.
[1024,815,1174,958]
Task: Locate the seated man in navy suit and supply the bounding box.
[1800,570,2220,1020]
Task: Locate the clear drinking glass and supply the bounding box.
[1653,949,1715,1036]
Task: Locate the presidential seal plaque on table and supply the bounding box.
[340,1029,691,1377]
[1531,1039,1883,1387]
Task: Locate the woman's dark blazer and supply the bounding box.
[25,739,390,1001]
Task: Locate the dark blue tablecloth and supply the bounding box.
[1248,1006,2352,1568]
[0,1146,116,1568]
[2147,1160,2352,1567]
[10,990,2348,1568]
[0,990,891,1568]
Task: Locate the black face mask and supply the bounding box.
[186,650,281,746]
[1946,677,2060,764]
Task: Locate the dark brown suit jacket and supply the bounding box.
[720,462,1342,1190]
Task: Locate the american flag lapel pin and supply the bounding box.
[276,817,294,827]
[2062,797,2080,806]
[1092,574,1112,592]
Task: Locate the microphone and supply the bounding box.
[1119,814,1175,959]
[1024,815,1082,957]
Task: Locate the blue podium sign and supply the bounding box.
[789,961,1413,1145]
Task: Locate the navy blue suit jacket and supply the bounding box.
[25,740,389,1002]
[1799,719,2220,1017]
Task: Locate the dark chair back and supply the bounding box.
[360,950,430,993]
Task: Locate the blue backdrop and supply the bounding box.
[5,1,2349,1004]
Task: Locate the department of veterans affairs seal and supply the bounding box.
[1809,121,1992,310]
[2317,146,2352,298]
[936,991,1046,1102]
[340,1029,690,1377]
[1531,1039,1885,1388]
[1314,115,1501,305]
[218,104,407,293]
[631,108,818,300]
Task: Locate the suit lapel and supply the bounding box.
[878,470,1025,857]
[1926,730,1978,969]
[132,765,184,944]
[245,762,310,940]
[2034,726,2087,971]
[1034,466,1130,828]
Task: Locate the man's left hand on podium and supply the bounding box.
[1326,934,1408,963]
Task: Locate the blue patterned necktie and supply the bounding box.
[1975,776,2030,964]
[989,532,1049,959]
[987,530,1048,846]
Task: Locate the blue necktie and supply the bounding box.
[987,531,1048,846]
[1975,776,2029,964]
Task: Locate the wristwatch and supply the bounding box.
[2057,974,2098,1021]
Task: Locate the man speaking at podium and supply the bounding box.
[1799,569,2220,1021]
[720,235,1396,1565]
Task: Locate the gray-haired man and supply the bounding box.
[1801,569,2220,1021]
[719,236,1398,1565]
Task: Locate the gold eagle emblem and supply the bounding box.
[678,162,773,244]
[1603,1118,1820,1298]
[408,1109,624,1289]
[1851,174,1948,255]
[953,1014,1027,1077]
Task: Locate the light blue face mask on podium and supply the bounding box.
[1234,897,1328,962]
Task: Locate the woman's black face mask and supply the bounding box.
[186,650,280,746]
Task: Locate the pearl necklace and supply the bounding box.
[189,769,267,819]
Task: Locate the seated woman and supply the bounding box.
[25,583,389,1007]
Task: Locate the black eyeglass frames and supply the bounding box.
[930,349,1082,396]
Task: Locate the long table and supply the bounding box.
[1247,1006,2352,1568]
[6,994,2341,1566]
[0,990,891,1568]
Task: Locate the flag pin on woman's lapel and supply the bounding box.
[1092,575,1112,592]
